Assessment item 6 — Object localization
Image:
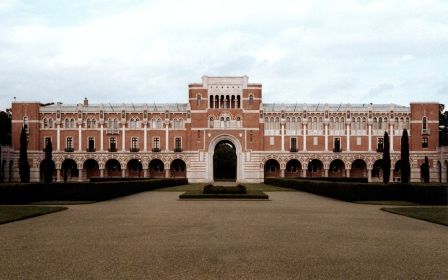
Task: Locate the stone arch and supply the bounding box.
[208,134,243,182]
[351,159,367,178]
[83,158,100,180]
[329,159,345,177]
[105,159,121,177]
[371,159,383,182]
[307,159,324,178]
[127,159,143,178]
[264,159,280,178]
[170,159,186,178]
[393,159,402,182]
[149,159,165,178]
[61,158,78,181]
[285,159,302,178]
[39,159,56,183]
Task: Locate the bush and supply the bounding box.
[0,178,188,204]
[265,178,447,205]
[203,184,247,194]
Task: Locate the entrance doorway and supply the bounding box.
[213,140,237,181]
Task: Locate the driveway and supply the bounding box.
[0,191,446,279]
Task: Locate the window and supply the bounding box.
[249,131,253,142]
[130,118,140,129]
[236,117,241,127]
[356,137,361,146]
[313,136,318,146]
[196,94,201,106]
[175,137,182,152]
[209,117,214,128]
[422,137,428,148]
[153,137,160,151]
[131,137,138,151]
[225,117,230,128]
[65,119,69,128]
[44,137,51,149]
[88,137,95,152]
[333,138,341,152]
[66,137,73,152]
[377,137,384,152]
[87,119,91,128]
[109,118,118,129]
[290,138,297,152]
[422,117,427,130]
[109,137,117,152]
[43,118,48,128]
[249,94,254,105]
[270,136,274,145]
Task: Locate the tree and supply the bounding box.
[0,110,12,145]
[400,129,411,183]
[19,127,30,183]
[439,104,448,146]
[43,138,54,184]
[422,156,430,183]
[382,131,391,183]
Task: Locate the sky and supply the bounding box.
[0,0,447,111]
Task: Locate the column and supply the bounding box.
[144,123,147,152]
[100,168,104,178]
[324,124,328,151]
[324,169,329,177]
[122,124,126,151]
[78,124,82,151]
[100,124,104,151]
[367,168,372,182]
[165,123,169,151]
[346,168,351,178]
[57,124,61,151]
[165,168,170,178]
[121,169,126,178]
[281,124,285,152]
[389,124,394,152]
[303,124,307,151]
[57,168,61,182]
[368,124,372,152]
[78,168,83,182]
[143,168,148,178]
[280,168,285,178]
[302,169,307,178]
[346,124,350,152]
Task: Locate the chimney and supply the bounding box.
[83,97,88,106]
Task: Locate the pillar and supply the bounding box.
[78,124,82,151]
[121,169,126,178]
[143,168,148,178]
[367,168,372,182]
[368,124,372,152]
[302,169,307,178]
[324,169,329,177]
[165,169,170,178]
[100,124,104,152]
[324,124,328,151]
[346,169,351,178]
[57,169,61,182]
[100,168,104,178]
[303,124,307,151]
[281,124,285,152]
[390,124,394,152]
[165,124,169,151]
[78,168,83,182]
[346,124,350,152]
[144,123,147,152]
[122,124,126,151]
[57,124,61,151]
[280,168,285,178]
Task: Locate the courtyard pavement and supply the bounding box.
[0,191,447,279]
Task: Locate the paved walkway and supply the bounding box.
[0,191,447,279]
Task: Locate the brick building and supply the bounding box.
[3,76,448,183]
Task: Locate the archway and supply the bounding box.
[127,159,143,178]
[149,159,164,178]
[39,159,56,183]
[372,159,383,181]
[329,159,345,177]
[213,140,237,181]
[307,159,323,177]
[264,159,280,178]
[105,159,121,177]
[61,159,78,182]
[393,160,402,182]
[170,159,186,178]
[351,159,367,178]
[84,159,100,179]
[285,159,302,178]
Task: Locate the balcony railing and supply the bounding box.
[174,147,183,152]
[290,147,298,152]
[152,147,160,152]
[130,148,139,152]
[333,148,342,153]
[64,147,74,152]
[86,148,96,152]
[108,147,117,152]
[106,129,119,135]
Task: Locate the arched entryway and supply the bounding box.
[329,159,345,177]
[372,159,383,181]
[170,159,186,178]
[149,159,164,178]
[84,159,100,179]
[39,159,56,182]
[307,159,323,177]
[127,159,143,178]
[105,159,121,177]
[213,140,237,181]
[285,159,302,177]
[264,159,280,178]
[61,159,78,182]
[393,160,402,182]
[351,159,367,178]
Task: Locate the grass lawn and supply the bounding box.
[381,207,448,226]
[156,183,297,192]
[0,206,67,225]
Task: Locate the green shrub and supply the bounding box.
[203,184,247,194]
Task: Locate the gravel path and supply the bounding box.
[0,191,446,279]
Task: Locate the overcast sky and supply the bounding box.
[0,0,447,111]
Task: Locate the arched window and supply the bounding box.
[70,119,75,128]
[422,117,427,130]
[225,117,230,128]
[196,94,201,106]
[236,116,241,127]
[209,117,214,128]
[91,119,96,128]
[64,119,69,128]
[249,94,254,105]
[87,119,91,128]
[156,119,162,129]
[210,95,214,108]
[43,118,48,128]
[48,118,53,128]
[220,117,224,128]
[179,119,183,128]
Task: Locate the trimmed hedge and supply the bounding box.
[265,178,447,205]
[203,184,247,194]
[0,178,188,204]
[287,177,368,183]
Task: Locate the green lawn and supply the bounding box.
[0,206,67,225]
[155,183,297,192]
[381,207,448,226]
